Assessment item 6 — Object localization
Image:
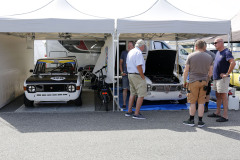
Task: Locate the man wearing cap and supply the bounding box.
[125,39,147,119]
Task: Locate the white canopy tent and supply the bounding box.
[231,10,240,33]
[0,0,114,33]
[115,0,231,109]
[117,0,230,35]
[0,0,117,110]
[204,10,240,43]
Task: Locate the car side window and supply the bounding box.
[153,41,162,49]
[153,41,170,50]
[162,43,169,49]
[180,49,188,55]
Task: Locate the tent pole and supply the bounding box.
[175,34,179,79]
[116,33,120,111]
[112,32,121,112]
[112,33,115,112]
[228,26,234,86]
[228,26,233,51]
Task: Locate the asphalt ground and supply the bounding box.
[0,110,240,160]
[0,88,239,159]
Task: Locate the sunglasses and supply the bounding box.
[213,41,221,45]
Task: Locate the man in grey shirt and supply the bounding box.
[183,40,213,127]
[196,44,216,112]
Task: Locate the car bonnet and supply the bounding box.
[145,49,177,76]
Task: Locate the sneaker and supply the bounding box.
[198,121,205,128]
[132,113,146,120]
[183,119,195,127]
[207,113,221,118]
[216,117,228,122]
[125,111,134,117]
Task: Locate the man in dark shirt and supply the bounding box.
[203,42,216,112]
[208,38,236,122]
[120,41,134,109]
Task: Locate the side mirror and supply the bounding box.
[78,67,83,72]
[29,69,33,72]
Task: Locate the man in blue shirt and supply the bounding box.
[208,38,236,122]
[120,41,134,109]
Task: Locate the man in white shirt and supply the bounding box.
[125,39,147,119]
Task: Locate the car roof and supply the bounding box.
[38,57,77,61]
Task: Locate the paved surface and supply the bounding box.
[0,88,239,159]
[16,88,95,113]
[0,87,113,113]
[0,110,240,160]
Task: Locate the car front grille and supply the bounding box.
[148,85,182,92]
[36,84,67,92]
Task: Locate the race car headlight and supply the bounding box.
[180,87,187,94]
[27,85,36,93]
[147,84,151,91]
[67,84,76,92]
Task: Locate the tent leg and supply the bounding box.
[116,33,120,111]
[112,32,121,112]
[175,34,179,79]
[112,33,115,112]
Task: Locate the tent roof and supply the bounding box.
[117,0,231,35]
[202,10,240,43]
[231,10,240,32]
[204,31,240,43]
[0,0,114,34]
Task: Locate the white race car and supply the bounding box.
[144,49,187,103]
[23,57,83,107]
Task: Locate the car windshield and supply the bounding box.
[180,49,188,55]
[34,59,76,75]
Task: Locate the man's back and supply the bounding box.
[126,47,145,73]
[187,51,213,83]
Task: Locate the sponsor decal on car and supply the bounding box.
[50,77,66,81]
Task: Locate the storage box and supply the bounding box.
[228,95,239,110]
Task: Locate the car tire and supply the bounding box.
[178,98,187,104]
[24,94,34,107]
[74,92,82,106]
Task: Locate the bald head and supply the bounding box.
[214,38,224,51]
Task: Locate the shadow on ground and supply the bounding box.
[1,110,240,141]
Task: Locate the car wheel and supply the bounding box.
[74,92,82,106]
[24,94,34,107]
[178,98,187,104]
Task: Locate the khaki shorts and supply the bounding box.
[212,77,230,93]
[187,80,207,104]
[128,74,147,97]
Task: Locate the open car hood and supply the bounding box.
[145,49,177,76]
